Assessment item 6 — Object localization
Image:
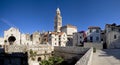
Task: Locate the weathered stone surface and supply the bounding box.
[92,49,120,65]
[75,48,93,65]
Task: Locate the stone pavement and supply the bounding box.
[91,49,120,65]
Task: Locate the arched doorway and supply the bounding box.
[8,36,16,45]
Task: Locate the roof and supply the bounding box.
[106,23,120,27]
[88,26,101,29]
[61,24,77,29]
[50,32,64,36]
[56,8,60,12]
[78,31,85,33]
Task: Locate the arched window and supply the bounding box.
[38,57,41,61]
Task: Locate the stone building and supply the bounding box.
[86,26,101,43]
[48,32,67,47]
[21,33,32,45]
[73,31,86,46]
[4,27,21,45]
[61,24,77,46]
[61,24,77,38]
[3,27,42,46]
[31,32,41,44]
[0,27,55,65]
[105,23,120,48]
[40,32,49,44]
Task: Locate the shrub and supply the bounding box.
[93,47,96,53]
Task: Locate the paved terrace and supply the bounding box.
[92,49,120,65]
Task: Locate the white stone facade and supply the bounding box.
[3,27,42,46]
[21,34,32,45]
[4,27,21,45]
[61,24,77,38]
[86,26,101,43]
[32,32,41,44]
[48,32,67,47]
[54,8,62,32]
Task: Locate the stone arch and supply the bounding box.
[8,36,16,45]
[37,57,41,61]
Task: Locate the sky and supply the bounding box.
[1,0,120,37]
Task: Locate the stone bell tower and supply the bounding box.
[54,8,62,32]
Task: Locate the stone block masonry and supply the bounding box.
[75,47,93,65]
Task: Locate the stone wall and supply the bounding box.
[54,46,89,60]
[7,45,27,53]
[0,53,28,65]
[84,42,103,49]
[75,47,93,65]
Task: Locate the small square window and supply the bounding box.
[96,29,99,33]
[90,29,92,33]
[80,36,82,39]
[55,38,56,41]
[114,35,117,39]
[96,37,99,41]
[119,29,120,32]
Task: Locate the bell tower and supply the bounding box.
[54,8,62,32]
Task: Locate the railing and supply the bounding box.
[75,47,93,65]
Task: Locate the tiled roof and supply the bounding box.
[61,24,77,29]
[50,32,64,36]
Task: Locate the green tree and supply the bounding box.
[29,49,37,61]
[40,60,50,65]
[40,56,64,65]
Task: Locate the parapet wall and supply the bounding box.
[54,46,89,60]
[84,42,103,49]
[75,47,93,65]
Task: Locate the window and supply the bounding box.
[114,35,117,39]
[55,38,56,41]
[96,29,99,33]
[111,27,114,31]
[89,29,92,33]
[96,37,99,41]
[80,36,82,39]
[80,41,82,43]
[38,57,41,61]
[55,43,56,45]
[39,38,41,41]
[58,22,61,26]
[59,41,61,46]
[101,38,103,41]
[49,38,51,41]
[119,29,120,32]
[90,36,93,42]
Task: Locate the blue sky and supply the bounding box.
[1,0,120,37]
